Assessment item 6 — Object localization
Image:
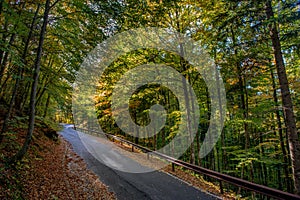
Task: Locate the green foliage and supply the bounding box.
[94,0,300,195]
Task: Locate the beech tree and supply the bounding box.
[11,0,52,162]
[265,0,300,194]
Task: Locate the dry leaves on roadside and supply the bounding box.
[21,135,116,200]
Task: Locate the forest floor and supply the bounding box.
[0,113,115,199]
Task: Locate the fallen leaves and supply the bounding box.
[21,135,116,199]
[0,120,116,200]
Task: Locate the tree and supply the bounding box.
[0,3,41,142]
[11,0,53,162]
[265,0,300,194]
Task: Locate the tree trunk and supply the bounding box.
[10,0,51,162]
[14,3,41,111]
[271,69,292,192]
[230,26,249,150]
[0,11,10,83]
[0,3,40,143]
[43,93,51,118]
[0,33,16,88]
[0,1,26,90]
[20,81,31,113]
[266,0,300,194]
[0,0,3,15]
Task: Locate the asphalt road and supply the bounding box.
[60,124,218,200]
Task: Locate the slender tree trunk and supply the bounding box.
[14,4,41,111]
[174,6,195,164]
[0,33,16,88]
[0,0,3,15]
[0,3,29,142]
[212,47,226,171]
[178,48,195,164]
[34,56,54,107]
[10,0,51,162]
[266,0,300,194]
[153,127,157,151]
[133,109,139,145]
[259,131,268,186]
[0,1,26,89]
[271,69,292,192]
[196,127,201,166]
[0,3,40,143]
[230,26,249,149]
[205,87,211,169]
[0,12,10,82]
[43,93,50,118]
[20,82,31,113]
[188,75,200,165]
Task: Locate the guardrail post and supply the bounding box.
[172,163,175,172]
[131,146,134,152]
[219,181,224,194]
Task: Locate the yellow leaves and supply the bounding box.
[95,100,109,107]
[227,78,239,86]
[102,108,112,115]
[233,105,239,110]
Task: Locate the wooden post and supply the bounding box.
[172,163,175,172]
[220,181,224,194]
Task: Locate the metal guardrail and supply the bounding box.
[74,127,300,200]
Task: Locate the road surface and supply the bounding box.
[60,124,219,200]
